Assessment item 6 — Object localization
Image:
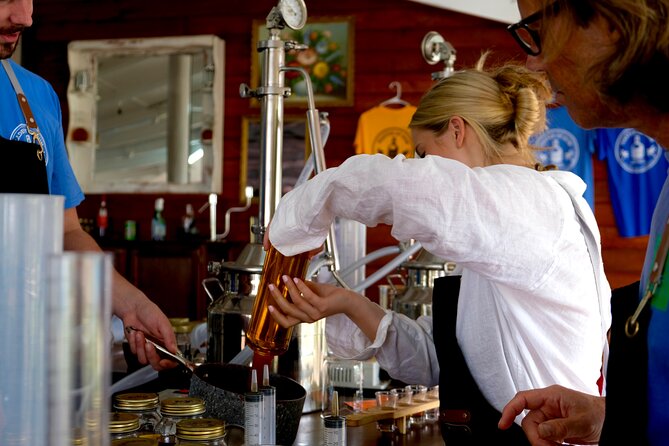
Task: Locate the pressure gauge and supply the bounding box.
[278,0,307,30]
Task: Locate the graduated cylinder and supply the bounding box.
[246,244,310,356]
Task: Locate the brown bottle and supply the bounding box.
[246,244,310,356]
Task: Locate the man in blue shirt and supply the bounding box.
[500,1,669,445]
[1,0,177,369]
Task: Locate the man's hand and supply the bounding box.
[498,385,605,446]
[119,289,179,371]
[63,207,178,371]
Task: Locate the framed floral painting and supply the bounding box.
[251,17,355,107]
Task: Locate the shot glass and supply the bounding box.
[393,387,413,407]
[408,384,427,402]
[407,385,428,426]
[375,390,398,410]
[425,385,440,422]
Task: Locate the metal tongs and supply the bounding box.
[125,325,196,372]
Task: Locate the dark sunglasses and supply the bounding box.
[507,1,561,56]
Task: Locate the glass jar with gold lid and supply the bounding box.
[155,397,206,443]
[176,418,226,445]
[110,412,140,440]
[111,438,157,446]
[114,392,162,433]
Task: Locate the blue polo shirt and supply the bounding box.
[596,128,668,237]
[0,59,84,209]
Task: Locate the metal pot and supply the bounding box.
[203,242,264,364]
[189,363,306,445]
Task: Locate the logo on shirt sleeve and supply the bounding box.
[614,129,662,174]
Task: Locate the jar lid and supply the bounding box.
[160,397,206,416]
[169,317,190,326]
[176,418,225,440]
[111,439,156,446]
[136,433,161,442]
[174,325,191,334]
[114,392,160,410]
[71,427,85,445]
[109,412,140,433]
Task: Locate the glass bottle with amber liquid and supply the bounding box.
[246,244,311,356]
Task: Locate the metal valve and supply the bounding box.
[239,83,257,99]
[284,41,308,51]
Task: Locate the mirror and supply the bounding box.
[66,35,225,193]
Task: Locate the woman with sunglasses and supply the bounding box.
[264,57,610,444]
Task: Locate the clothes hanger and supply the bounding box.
[379,81,410,107]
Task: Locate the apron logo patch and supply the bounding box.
[9,124,48,165]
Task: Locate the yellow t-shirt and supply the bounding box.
[353,105,417,157]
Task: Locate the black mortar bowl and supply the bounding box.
[189,363,306,445]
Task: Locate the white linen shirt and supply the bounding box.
[269,154,611,416]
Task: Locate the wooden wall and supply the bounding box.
[22,0,644,293]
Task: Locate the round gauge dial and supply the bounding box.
[278,0,307,30]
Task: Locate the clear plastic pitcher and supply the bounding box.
[0,194,63,445]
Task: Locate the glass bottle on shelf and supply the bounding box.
[97,195,108,238]
[155,397,206,444]
[176,418,226,445]
[113,392,162,434]
[151,197,167,241]
[179,203,196,238]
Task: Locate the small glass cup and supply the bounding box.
[393,387,413,407]
[426,384,439,400]
[407,385,428,426]
[375,390,398,410]
[408,385,427,402]
[424,385,440,423]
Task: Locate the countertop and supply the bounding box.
[115,369,445,445]
[292,411,444,446]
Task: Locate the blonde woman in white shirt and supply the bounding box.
[264,60,610,444]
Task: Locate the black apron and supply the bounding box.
[0,136,49,194]
[600,282,650,445]
[432,275,530,445]
[1,59,49,194]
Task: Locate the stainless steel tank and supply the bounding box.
[391,249,458,319]
[204,242,264,364]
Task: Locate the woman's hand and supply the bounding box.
[267,276,386,341]
[267,277,352,327]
